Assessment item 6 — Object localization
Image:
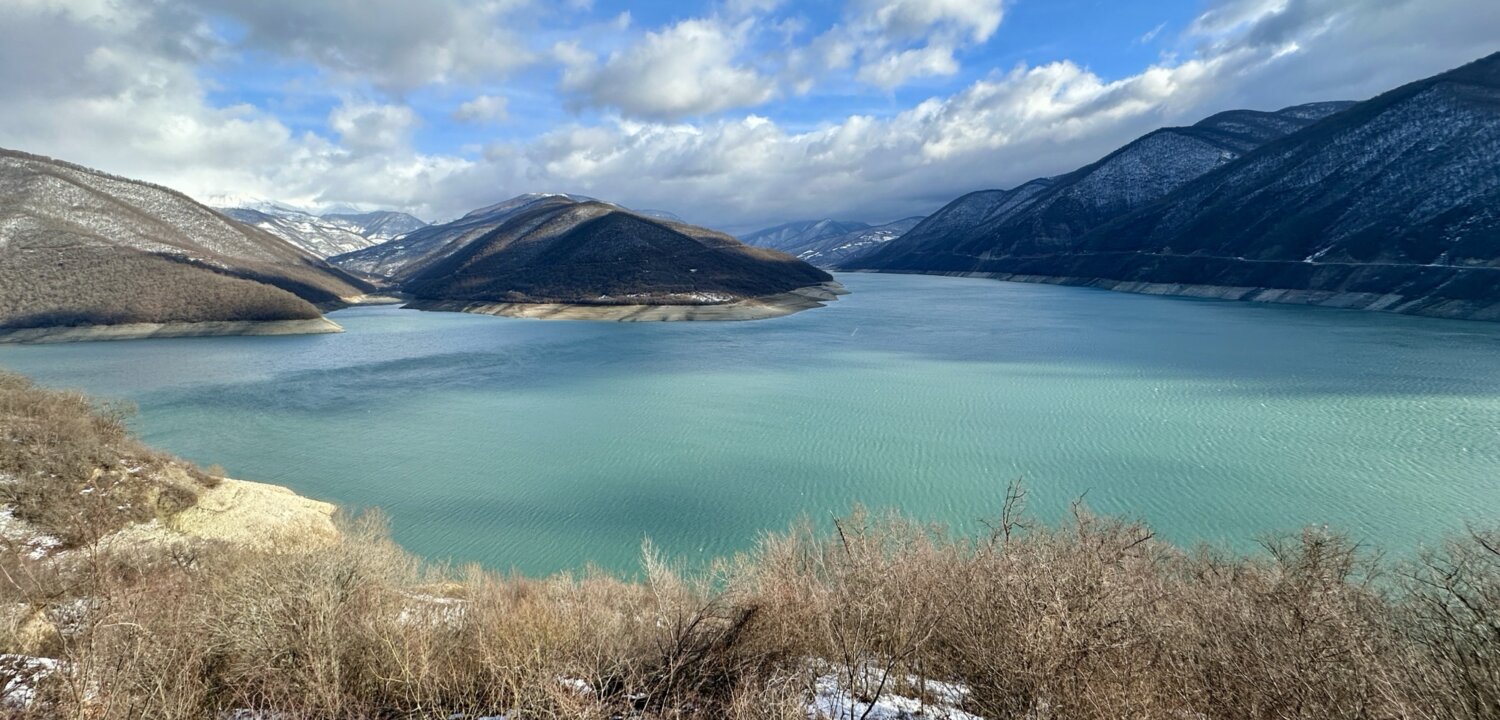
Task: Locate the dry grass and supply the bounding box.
[0,373,1495,719]
[0,371,216,546]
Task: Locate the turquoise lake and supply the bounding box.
[1,273,1496,575]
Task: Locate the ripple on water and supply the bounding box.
[0,274,1497,574]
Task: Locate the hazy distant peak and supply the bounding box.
[461,193,599,220]
[217,205,429,259]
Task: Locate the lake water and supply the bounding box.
[1,273,1496,575]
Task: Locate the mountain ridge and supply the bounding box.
[854,101,1355,270]
[849,53,1500,321]
[0,148,372,338]
[219,206,427,259]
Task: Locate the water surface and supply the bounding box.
[1,274,1496,574]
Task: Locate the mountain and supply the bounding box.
[400,198,839,321]
[0,149,372,337]
[781,217,926,267]
[857,53,1500,321]
[330,193,593,279]
[851,101,1356,270]
[219,206,427,258]
[321,211,428,242]
[637,209,685,223]
[741,219,873,256]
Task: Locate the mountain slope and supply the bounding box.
[943,53,1500,320]
[219,207,373,258]
[401,200,837,319]
[0,149,371,334]
[790,217,926,267]
[740,219,873,256]
[852,102,1354,270]
[330,194,590,279]
[220,206,427,258]
[321,211,427,243]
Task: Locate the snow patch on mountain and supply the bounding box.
[217,207,428,259]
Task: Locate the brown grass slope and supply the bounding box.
[0,149,372,329]
[403,201,832,305]
[0,371,218,546]
[0,371,1495,719]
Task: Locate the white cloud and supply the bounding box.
[557,18,777,119]
[855,44,961,88]
[0,0,1496,233]
[329,101,419,152]
[472,56,1228,231]
[549,0,1008,115]
[1189,0,1290,38]
[453,95,510,124]
[1139,22,1168,44]
[849,0,1005,44]
[174,0,537,91]
[808,0,1007,89]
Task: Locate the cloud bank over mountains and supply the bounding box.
[0,0,1495,231]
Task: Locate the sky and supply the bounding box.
[1,0,1497,233]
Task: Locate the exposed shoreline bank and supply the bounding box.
[0,317,344,344]
[405,281,848,322]
[850,270,1500,322]
[168,477,339,548]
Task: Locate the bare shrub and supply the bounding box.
[1398,527,1500,718]
[0,381,1496,718]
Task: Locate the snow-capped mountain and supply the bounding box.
[740,219,873,256]
[777,217,926,268]
[217,206,428,259]
[853,52,1500,321]
[322,211,429,243]
[853,101,1355,269]
[637,209,686,223]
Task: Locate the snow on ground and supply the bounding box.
[0,508,61,560]
[396,592,466,626]
[0,655,60,709]
[807,666,985,720]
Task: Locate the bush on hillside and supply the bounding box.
[0,248,322,330]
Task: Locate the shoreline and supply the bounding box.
[405,281,848,322]
[848,270,1500,322]
[0,317,344,344]
[169,477,339,549]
